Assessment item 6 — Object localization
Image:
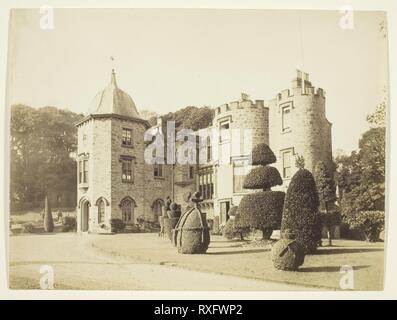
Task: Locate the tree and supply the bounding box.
[340,128,385,217]
[367,102,386,128]
[334,103,385,241]
[43,195,54,232]
[236,143,285,240]
[314,161,339,246]
[159,106,214,131]
[281,169,321,254]
[140,109,159,126]
[10,105,83,210]
[314,161,336,212]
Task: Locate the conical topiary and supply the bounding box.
[43,195,54,233]
[236,143,285,240]
[281,169,321,254]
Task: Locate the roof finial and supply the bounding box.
[111,68,117,88]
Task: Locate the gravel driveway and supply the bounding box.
[9,233,314,291]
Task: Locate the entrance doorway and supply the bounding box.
[152,199,164,225]
[81,201,90,232]
[220,200,230,225]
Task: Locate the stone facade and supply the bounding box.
[269,71,333,192]
[76,70,333,233]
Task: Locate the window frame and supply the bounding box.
[219,121,231,144]
[120,156,135,182]
[282,105,292,133]
[233,159,249,193]
[153,163,163,178]
[98,199,105,224]
[281,149,293,179]
[121,128,133,147]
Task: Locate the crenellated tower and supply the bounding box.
[269,70,333,190]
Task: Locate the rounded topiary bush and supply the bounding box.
[281,169,321,254]
[223,217,250,240]
[243,166,283,191]
[271,237,305,271]
[222,219,235,240]
[237,191,285,239]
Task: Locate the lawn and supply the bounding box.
[90,233,384,291]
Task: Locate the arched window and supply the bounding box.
[120,198,135,223]
[98,199,105,223]
[152,199,164,223]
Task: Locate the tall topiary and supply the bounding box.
[314,161,339,246]
[236,143,285,240]
[281,169,321,254]
[43,195,54,233]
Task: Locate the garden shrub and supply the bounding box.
[314,161,338,246]
[223,218,250,240]
[228,206,238,217]
[281,169,321,254]
[222,219,235,240]
[237,191,285,238]
[271,238,305,271]
[62,216,77,232]
[320,209,341,228]
[110,218,125,233]
[22,222,35,233]
[43,196,54,233]
[344,210,384,242]
[243,166,283,190]
[237,143,285,239]
[233,214,251,240]
[251,143,277,166]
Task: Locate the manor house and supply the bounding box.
[75,69,332,233]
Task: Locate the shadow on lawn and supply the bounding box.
[315,248,383,255]
[299,265,370,273]
[207,248,270,255]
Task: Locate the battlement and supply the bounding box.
[276,70,325,101]
[214,93,267,117]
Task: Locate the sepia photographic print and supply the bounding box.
[4,4,391,294]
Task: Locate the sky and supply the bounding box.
[7,8,388,154]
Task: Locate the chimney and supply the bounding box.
[302,72,309,94]
[292,69,303,88]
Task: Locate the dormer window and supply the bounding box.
[122,128,132,147]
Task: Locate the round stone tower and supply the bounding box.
[212,94,269,225]
[269,70,333,189]
[213,93,269,164]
